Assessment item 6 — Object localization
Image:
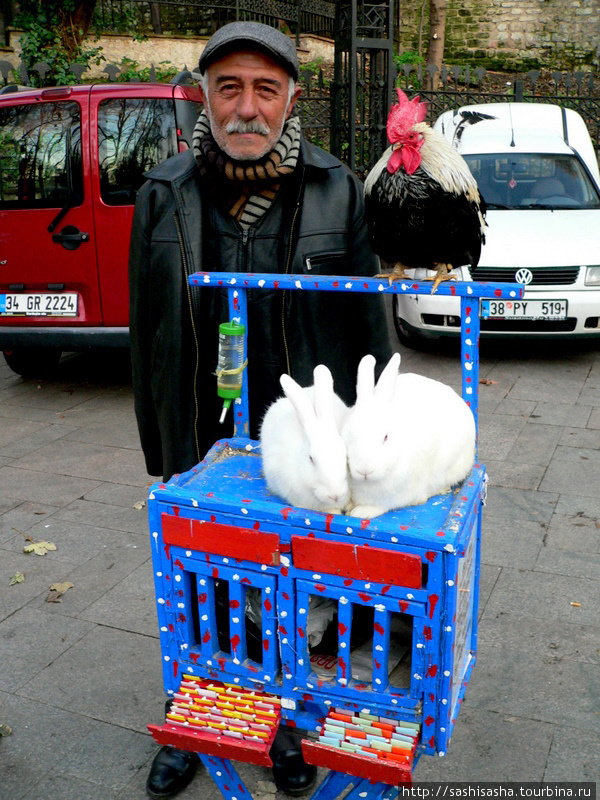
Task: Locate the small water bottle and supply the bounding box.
[216,319,246,423]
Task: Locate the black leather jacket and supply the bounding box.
[129,140,392,481]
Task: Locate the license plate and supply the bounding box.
[0,293,78,317]
[481,298,567,320]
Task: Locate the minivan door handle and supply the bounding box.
[52,225,90,251]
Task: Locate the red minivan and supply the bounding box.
[0,79,202,375]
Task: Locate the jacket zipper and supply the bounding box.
[281,200,301,376]
[174,210,201,464]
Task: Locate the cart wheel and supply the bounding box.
[2,347,62,377]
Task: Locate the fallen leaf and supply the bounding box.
[479,378,498,386]
[133,500,146,511]
[9,572,25,586]
[46,581,74,603]
[0,723,12,737]
[23,540,56,556]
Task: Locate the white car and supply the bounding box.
[393,102,600,345]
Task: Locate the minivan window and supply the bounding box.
[465,153,600,210]
[0,101,83,209]
[98,97,178,205]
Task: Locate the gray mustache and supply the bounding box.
[225,119,271,135]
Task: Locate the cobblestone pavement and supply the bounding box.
[1,304,599,798]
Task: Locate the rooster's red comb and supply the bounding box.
[386,89,428,143]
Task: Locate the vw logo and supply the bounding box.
[515,268,533,285]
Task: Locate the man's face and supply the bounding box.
[199,50,301,161]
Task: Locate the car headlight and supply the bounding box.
[585,266,600,286]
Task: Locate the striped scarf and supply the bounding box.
[192,111,301,229]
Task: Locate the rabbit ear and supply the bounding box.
[312,364,336,423]
[356,354,376,405]
[280,373,317,432]
[374,353,400,403]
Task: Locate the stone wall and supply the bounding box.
[0,30,334,80]
[397,0,600,70]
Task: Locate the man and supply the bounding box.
[129,21,392,800]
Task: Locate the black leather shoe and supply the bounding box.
[146,745,199,799]
[272,747,317,797]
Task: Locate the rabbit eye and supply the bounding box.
[383,434,389,444]
[309,455,315,464]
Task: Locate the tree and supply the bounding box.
[425,0,446,87]
[16,0,102,86]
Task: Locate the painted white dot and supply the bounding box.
[295,280,302,289]
[407,593,414,599]
[445,625,452,632]
[375,604,385,612]
[216,772,222,777]
[261,564,267,571]
[298,608,306,615]
[177,603,185,609]
[444,670,451,677]
[157,598,165,605]
[164,655,170,661]
[201,614,208,621]
[305,518,311,526]
[346,527,353,534]
[233,658,240,665]
[199,579,206,586]
[245,444,253,451]
[280,610,287,618]
[207,659,212,666]
[440,727,446,733]
[444,544,454,552]
[192,499,198,507]
[360,792,368,797]
[465,338,472,346]
[466,387,473,394]
[465,362,473,371]
[312,574,321,580]
[391,698,398,705]
[391,536,398,543]
[281,556,290,567]
[160,626,168,632]
[232,617,240,624]
[340,642,347,649]
[229,278,237,285]
[375,645,383,652]
[324,700,332,706]
[282,638,288,644]
[266,629,272,636]
[181,643,188,650]
[149,492,156,500]
[258,280,265,288]
[364,583,371,589]
[203,275,210,284]
[223,558,229,564]
[298,658,304,666]
[413,673,422,680]
[377,284,385,292]
[265,587,271,594]
[175,574,182,582]
[447,580,455,586]
[234,677,240,683]
[156,571,163,577]
[339,678,347,685]
[375,678,382,685]
[345,282,353,289]
[466,316,471,323]
[340,596,349,605]
[416,643,424,649]
[241,508,248,515]
[285,673,292,681]
[233,573,240,581]
[442,699,448,705]
[439,751,446,757]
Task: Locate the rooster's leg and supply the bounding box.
[423,263,458,294]
[375,262,413,286]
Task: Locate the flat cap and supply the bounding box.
[199,21,299,81]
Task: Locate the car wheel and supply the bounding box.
[2,347,62,377]
[392,295,429,350]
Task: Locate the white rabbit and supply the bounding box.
[342,352,476,518]
[260,364,351,514]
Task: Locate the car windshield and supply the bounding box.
[463,153,600,210]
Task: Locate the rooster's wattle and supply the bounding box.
[364,89,486,292]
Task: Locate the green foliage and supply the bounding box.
[115,58,179,83]
[394,50,425,67]
[16,1,103,87]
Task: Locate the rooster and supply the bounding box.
[364,89,486,293]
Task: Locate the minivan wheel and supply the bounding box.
[2,347,62,377]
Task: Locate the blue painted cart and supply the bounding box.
[147,273,523,792]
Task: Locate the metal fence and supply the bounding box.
[94,0,336,42]
[1,57,599,170]
[396,64,600,164]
